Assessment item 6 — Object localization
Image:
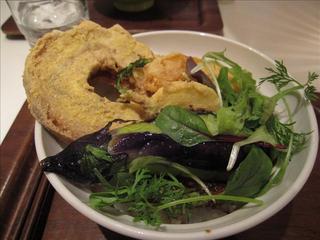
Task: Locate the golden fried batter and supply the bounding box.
[24,21,222,142]
[24,21,154,142]
[121,81,220,118]
[131,53,188,94]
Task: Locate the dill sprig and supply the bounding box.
[89,168,262,227]
[260,60,319,101]
[260,60,298,88]
[266,116,309,154]
[90,169,192,226]
[305,72,319,101]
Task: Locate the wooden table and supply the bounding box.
[1,0,223,38]
[1,1,320,239]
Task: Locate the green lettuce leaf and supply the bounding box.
[224,146,273,197]
[155,106,211,146]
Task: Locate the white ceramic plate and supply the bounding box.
[35,31,319,240]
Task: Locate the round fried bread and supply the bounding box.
[23,21,154,142]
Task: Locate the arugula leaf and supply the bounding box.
[203,51,256,108]
[201,52,268,135]
[217,67,237,106]
[115,58,151,93]
[204,50,256,92]
[201,51,313,138]
[258,151,288,196]
[155,106,211,146]
[204,50,240,68]
[226,126,277,171]
[258,131,297,196]
[257,85,302,125]
[224,146,273,197]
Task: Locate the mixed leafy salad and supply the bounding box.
[40,51,318,226]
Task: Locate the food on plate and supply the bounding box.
[121,81,220,118]
[36,24,318,227]
[23,21,154,142]
[23,21,222,142]
[130,53,188,94]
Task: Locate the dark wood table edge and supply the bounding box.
[0,102,54,240]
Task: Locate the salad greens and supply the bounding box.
[40,50,318,227]
[260,60,319,102]
[224,146,273,197]
[90,168,262,226]
[155,106,211,146]
[128,156,213,199]
[226,125,277,171]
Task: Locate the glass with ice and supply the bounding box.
[6,0,89,46]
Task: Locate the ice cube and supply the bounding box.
[21,0,83,29]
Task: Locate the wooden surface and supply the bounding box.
[0,102,54,240]
[1,0,223,37]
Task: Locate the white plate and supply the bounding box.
[35,31,319,240]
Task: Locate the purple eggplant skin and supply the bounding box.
[182,141,246,170]
[40,122,122,184]
[109,132,247,171]
[108,133,184,159]
[186,57,216,91]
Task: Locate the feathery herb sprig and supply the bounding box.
[266,116,309,154]
[305,72,319,101]
[90,168,262,226]
[260,60,319,101]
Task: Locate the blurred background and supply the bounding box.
[1,0,320,142]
